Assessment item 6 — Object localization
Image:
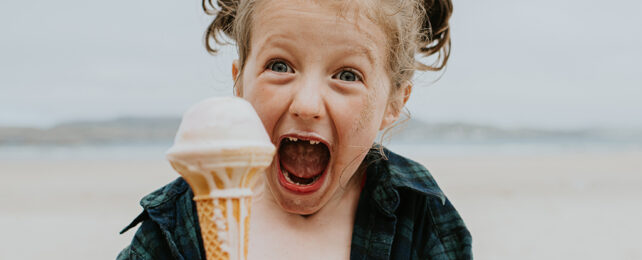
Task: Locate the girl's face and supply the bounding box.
[235,0,402,215]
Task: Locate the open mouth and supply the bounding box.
[277,135,330,193]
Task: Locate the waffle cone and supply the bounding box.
[195,196,252,260]
[169,162,267,260]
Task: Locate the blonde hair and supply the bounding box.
[203,0,452,89]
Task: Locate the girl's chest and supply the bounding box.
[246,206,355,260]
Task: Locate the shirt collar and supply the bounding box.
[140,177,190,209]
[120,177,192,235]
[365,146,446,216]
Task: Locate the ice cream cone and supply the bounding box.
[195,195,250,260]
[166,97,275,260]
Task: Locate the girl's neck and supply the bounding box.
[256,169,363,224]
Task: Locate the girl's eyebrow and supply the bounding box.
[343,45,376,65]
[254,35,296,58]
[256,33,377,65]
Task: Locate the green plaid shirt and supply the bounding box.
[118,147,472,259]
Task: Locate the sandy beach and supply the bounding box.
[1,148,641,259]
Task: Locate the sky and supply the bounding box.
[1,0,641,129]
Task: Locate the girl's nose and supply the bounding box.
[289,78,325,120]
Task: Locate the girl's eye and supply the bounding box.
[268,61,292,73]
[336,70,361,82]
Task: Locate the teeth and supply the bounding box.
[282,168,321,186]
[283,168,295,183]
[286,137,320,145]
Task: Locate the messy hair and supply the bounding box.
[203,0,452,91]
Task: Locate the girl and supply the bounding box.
[118,0,471,259]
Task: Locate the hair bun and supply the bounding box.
[418,0,452,71]
[204,0,239,54]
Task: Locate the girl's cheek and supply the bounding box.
[246,82,292,137]
[345,88,376,136]
[332,93,371,141]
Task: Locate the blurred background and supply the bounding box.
[1,0,641,259]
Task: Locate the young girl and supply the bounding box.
[118,0,471,259]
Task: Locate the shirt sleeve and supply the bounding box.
[423,197,473,259]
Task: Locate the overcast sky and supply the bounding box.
[1,0,640,129]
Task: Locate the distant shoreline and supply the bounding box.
[1,117,641,146]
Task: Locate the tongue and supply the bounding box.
[279,141,329,178]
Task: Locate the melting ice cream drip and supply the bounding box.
[193,163,253,260]
[212,198,229,253]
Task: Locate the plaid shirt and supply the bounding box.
[118,147,472,259]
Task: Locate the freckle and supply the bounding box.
[355,89,376,132]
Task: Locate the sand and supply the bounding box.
[1,149,641,259]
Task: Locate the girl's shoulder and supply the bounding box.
[118,178,204,260]
[363,146,446,203]
[352,147,472,259]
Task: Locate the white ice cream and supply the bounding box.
[166,96,274,165]
[166,96,275,191]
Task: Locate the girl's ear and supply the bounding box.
[380,82,412,130]
[232,59,241,97]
